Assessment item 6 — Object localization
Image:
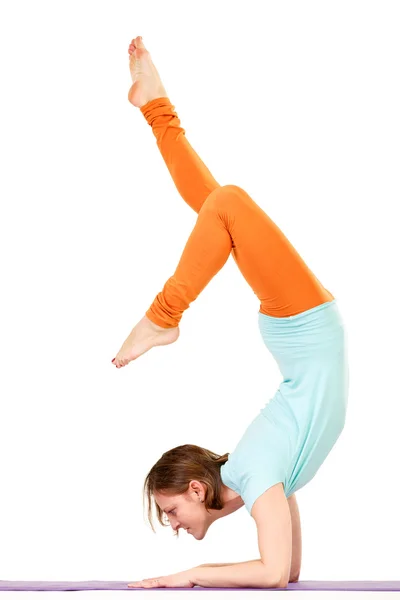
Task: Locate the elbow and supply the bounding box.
[263,572,290,589]
[289,570,300,584]
[271,578,289,589]
[272,567,301,588]
[273,566,300,588]
[276,576,290,589]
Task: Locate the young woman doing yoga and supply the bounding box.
[116,37,349,590]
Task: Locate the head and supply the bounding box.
[143,444,230,540]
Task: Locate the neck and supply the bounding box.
[208,484,245,524]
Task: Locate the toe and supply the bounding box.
[128,38,137,53]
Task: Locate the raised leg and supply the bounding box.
[112,39,334,368]
[128,36,220,213]
[140,97,221,213]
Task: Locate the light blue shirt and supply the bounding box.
[220,299,349,514]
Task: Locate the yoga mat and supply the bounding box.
[1,580,400,591]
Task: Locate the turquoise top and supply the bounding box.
[220,299,349,514]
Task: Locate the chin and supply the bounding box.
[193,528,207,541]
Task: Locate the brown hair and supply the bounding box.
[143,444,230,537]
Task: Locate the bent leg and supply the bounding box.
[146,185,334,328]
[222,185,334,317]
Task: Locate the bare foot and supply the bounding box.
[127,36,168,108]
[112,315,179,368]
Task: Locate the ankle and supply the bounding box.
[139,92,168,108]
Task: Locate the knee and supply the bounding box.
[220,184,249,204]
[205,184,247,212]
[220,184,245,195]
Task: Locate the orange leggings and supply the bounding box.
[140,97,334,328]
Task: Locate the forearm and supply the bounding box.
[191,560,284,589]
[197,560,255,568]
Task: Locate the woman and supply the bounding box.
[118,37,349,590]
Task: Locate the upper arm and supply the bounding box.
[287,493,302,581]
[251,482,292,587]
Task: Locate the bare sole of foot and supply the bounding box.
[127,36,168,108]
[112,315,180,368]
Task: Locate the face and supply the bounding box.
[154,482,211,540]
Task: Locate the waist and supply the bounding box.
[258,299,348,364]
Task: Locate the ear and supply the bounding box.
[188,480,205,498]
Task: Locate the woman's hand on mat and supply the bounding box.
[127,568,196,588]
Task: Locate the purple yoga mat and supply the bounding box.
[1,580,400,592]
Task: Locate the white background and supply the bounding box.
[0,0,399,591]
